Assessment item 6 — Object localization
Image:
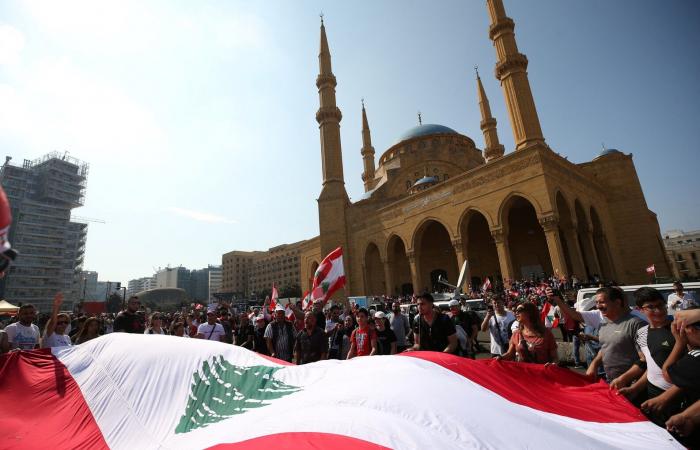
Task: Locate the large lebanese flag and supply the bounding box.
[0,334,681,449]
[311,246,345,304]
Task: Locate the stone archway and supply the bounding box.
[574,200,600,279]
[387,235,412,296]
[414,220,458,293]
[503,196,552,279]
[590,207,615,281]
[556,192,585,279]
[364,242,385,296]
[460,210,500,287]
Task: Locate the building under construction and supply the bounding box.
[0,152,89,311]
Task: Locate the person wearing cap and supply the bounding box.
[253,315,268,355]
[294,311,328,364]
[374,311,397,355]
[407,293,458,354]
[448,299,477,358]
[264,304,295,362]
[195,310,226,342]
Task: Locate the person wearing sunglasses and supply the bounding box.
[497,302,557,364]
[114,296,145,334]
[41,292,72,348]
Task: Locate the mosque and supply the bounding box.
[297,0,671,296]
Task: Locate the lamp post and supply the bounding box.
[120,286,128,310]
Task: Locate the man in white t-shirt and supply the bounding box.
[196,310,226,342]
[668,281,697,315]
[5,303,40,350]
[480,296,515,356]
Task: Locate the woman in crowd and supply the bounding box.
[42,293,72,348]
[498,302,558,364]
[170,320,189,337]
[73,317,101,345]
[144,313,167,335]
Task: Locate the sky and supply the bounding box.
[0,0,698,284]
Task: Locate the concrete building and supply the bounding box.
[127,276,156,297]
[155,266,193,297]
[221,251,259,299]
[79,270,99,301]
[664,230,700,281]
[0,152,89,311]
[208,265,222,299]
[221,242,306,299]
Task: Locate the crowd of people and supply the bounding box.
[1,279,699,446]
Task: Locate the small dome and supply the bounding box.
[597,148,621,157]
[395,124,458,144]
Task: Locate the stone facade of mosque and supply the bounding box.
[296,0,671,297]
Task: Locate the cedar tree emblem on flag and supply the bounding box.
[311,247,346,304]
[176,355,301,433]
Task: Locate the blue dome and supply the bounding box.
[597,148,622,157]
[413,176,438,187]
[396,124,458,144]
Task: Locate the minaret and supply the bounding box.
[486,0,545,151]
[476,68,505,162]
[315,17,350,279]
[360,100,376,192]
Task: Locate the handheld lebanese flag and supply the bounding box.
[646,264,656,274]
[269,285,279,313]
[540,302,559,328]
[301,290,312,311]
[311,247,345,304]
[481,277,491,292]
[1,334,682,449]
[285,303,295,321]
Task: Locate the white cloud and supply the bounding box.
[166,207,237,225]
[0,25,26,65]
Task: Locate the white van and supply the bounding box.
[575,282,700,312]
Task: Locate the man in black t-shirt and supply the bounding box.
[374,312,397,355]
[114,296,145,334]
[407,293,457,353]
[665,309,700,448]
[234,313,255,349]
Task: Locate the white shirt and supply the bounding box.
[197,322,225,341]
[488,311,515,355]
[42,332,72,348]
[667,292,697,314]
[5,322,40,350]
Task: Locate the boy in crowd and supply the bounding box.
[616,287,681,425]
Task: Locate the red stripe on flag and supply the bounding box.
[207,432,389,450]
[0,349,109,450]
[403,352,647,424]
